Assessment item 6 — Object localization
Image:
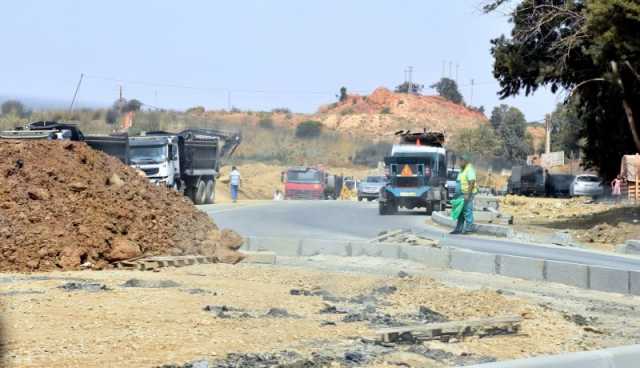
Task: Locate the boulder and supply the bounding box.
[220,229,244,250]
[107,238,142,261]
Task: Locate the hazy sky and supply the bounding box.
[0,0,561,121]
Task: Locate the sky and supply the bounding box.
[0,0,562,122]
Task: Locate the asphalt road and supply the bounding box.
[200,200,640,271]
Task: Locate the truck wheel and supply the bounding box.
[185,186,196,204]
[378,202,388,215]
[195,180,207,205]
[204,179,215,204]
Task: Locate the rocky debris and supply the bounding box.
[563,312,597,326]
[412,306,448,323]
[289,288,333,297]
[342,311,405,327]
[203,305,252,319]
[373,285,398,295]
[373,229,440,247]
[183,288,217,295]
[407,346,497,366]
[58,282,109,292]
[397,271,411,278]
[121,278,180,288]
[264,308,296,318]
[0,140,244,272]
[319,303,352,314]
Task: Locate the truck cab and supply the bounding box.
[283,167,326,200]
[128,135,180,188]
[379,144,447,215]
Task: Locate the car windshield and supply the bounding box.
[287,169,322,183]
[129,145,166,164]
[577,176,601,183]
[365,176,383,183]
[447,171,459,180]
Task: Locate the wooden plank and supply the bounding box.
[377,315,522,343]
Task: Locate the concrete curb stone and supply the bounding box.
[544,260,589,289]
[499,255,545,281]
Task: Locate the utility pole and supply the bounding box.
[68,73,83,114]
[449,61,453,78]
[119,84,123,101]
[470,79,474,106]
[407,66,413,93]
[227,90,232,111]
[545,115,552,154]
[455,63,459,84]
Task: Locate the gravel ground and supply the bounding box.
[0,256,637,368]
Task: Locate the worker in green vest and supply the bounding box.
[451,153,478,234]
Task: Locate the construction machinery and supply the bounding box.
[379,130,448,215]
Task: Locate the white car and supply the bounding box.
[570,174,604,197]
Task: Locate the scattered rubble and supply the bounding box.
[203,305,251,319]
[372,229,439,247]
[58,281,109,292]
[183,288,217,295]
[0,140,245,272]
[121,278,180,288]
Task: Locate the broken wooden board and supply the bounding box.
[114,255,217,271]
[377,315,522,343]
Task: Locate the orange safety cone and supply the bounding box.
[416,138,421,146]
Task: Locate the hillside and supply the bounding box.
[194,87,488,142]
[317,87,488,139]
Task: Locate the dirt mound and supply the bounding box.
[0,140,244,272]
[317,87,488,139]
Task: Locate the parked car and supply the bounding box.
[357,175,386,201]
[570,174,604,198]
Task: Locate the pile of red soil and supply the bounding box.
[0,140,244,272]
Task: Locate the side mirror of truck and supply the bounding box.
[280,172,285,183]
[168,145,176,161]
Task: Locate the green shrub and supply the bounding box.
[295,120,323,139]
[352,142,392,167]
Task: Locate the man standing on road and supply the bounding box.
[451,153,477,235]
[229,166,241,203]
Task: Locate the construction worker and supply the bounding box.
[229,166,241,203]
[451,153,477,234]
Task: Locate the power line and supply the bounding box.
[83,74,348,96]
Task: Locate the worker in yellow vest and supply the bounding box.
[451,153,478,234]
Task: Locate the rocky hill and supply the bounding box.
[317,87,488,139]
[195,87,488,142]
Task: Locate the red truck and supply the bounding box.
[282,166,340,200]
